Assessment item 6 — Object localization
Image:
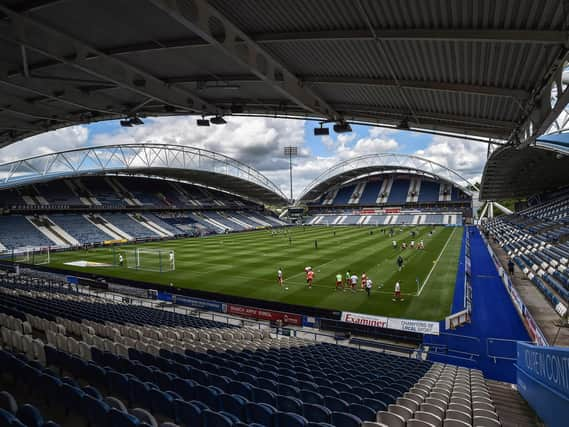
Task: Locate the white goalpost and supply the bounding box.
[14,247,51,265]
[121,248,175,272]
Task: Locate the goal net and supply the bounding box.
[13,247,51,265]
[120,248,175,272]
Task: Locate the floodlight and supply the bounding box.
[333,121,352,133]
[314,125,330,136]
[196,118,210,126]
[210,116,227,125]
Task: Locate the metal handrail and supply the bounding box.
[486,337,533,362]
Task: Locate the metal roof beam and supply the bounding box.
[0,77,123,116]
[147,0,341,121]
[333,103,513,129]
[0,5,216,115]
[85,28,569,56]
[0,92,74,123]
[255,29,569,44]
[168,74,529,100]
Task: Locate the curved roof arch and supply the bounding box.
[0,143,287,205]
[298,153,474,202]
[0,1,567,148]
[480,144,569,200]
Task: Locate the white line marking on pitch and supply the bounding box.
[417,227,457,296]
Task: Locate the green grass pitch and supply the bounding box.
[46,225,463,320]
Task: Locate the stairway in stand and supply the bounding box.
[487,380,542,427]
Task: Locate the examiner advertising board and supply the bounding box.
[341,311,440,335]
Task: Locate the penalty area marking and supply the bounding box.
[417,227,457,296]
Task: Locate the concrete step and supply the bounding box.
[487,380,543,427]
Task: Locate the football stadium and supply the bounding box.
[0,1,568,427]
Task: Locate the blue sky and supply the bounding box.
[0,116,487,197]
[78,119,436,157]
[303,121,433,157]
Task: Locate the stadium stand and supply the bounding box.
[0,271,508,427]
[481,192,569,320]
[0,216,54,250]
[48,214,114,245]
[0,176,283,252]
[300,168,472,228]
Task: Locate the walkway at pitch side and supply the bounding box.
[424,227,530,383]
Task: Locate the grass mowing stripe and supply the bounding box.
[45,225,462,320]
[417,226,458,296]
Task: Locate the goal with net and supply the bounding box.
[118,248,175,272]
[13,247,51,265]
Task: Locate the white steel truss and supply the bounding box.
[298,153,475,202]
[0,143,287,201]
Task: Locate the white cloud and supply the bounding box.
[0,118,487,198]
[414,135,486,181]
[0,126,89,163]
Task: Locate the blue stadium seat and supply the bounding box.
[228,382,253,401]
[278,383,300,398]
[330,412,362,427]
[302,403,331,423]
[130,408,157,427]
[219,394,247,420]
[149,388,175,419]
[108,371,130,401]
[203,409,234,427]
[108,408,141,427]
[209,374,230,390]
[244,402,275,425]
[277,396,303,414]
[274,411,309,427]
[174,400,202,426]
[323,396,348,413]
[300,390,324,405]
[347,403,375,421]
[15,404,43,427]
[338,392,361,405]
[0,392,17,414]
[252,388,277,406]
[0,408,21,427]
[171,378,195,401]
[82,395,110,427]
[362,398,387,412]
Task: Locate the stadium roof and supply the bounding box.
[298,153,475,202]
[480,143,569,200]
[0,143,288,205]
[0,1,568,148]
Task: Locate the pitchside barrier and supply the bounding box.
[340,311,439,335]
[480,230,548,346]
[516,342,569,427]
[445,227,472,330]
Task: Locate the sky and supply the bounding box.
[0,116,488,199]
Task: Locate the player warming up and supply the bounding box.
[350,273,358,292]
[305,267,314,289]
[397,255,404,271]
[360,272,367,291]
[277,268,284,288]
[335,273,344,291]
[365,278,373,297]
[393,281,404,302]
